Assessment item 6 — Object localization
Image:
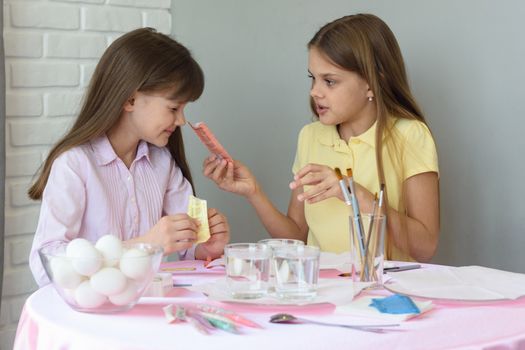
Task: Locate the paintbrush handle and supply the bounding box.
[338,180,352,205]
[347,180,366,250]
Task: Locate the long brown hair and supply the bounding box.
[28,27,204,200]
[308,14,427,258]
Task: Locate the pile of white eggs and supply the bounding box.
[48,235,154,309]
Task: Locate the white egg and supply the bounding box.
[66,238,103,276]
[49,256,84,289]
[109,281,139,306]
[119,248,152,279]
[74,281,107,308]
[95,235,123,267]
[90,267,127,296]
[66,238,93,256]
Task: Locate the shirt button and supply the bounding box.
[127,176,131,181]
[134,217,138,224]
[131,197,136,203]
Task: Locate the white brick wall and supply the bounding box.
[1,1,173,348]
[46,33,107,58]
[6,94,43,117]
[4,32,43,58]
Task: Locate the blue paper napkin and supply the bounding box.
[369,294,421,314]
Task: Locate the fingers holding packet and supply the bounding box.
[188,121,232,162]
[187,195,211,243]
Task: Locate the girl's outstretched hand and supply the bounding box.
[290,163,345,204]
[202,155,258,198]
[140,214,199,254]
[291,163,375,211]
[195,208,230,260]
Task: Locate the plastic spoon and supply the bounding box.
[269,313,399,333]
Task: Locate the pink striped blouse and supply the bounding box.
[29,135,194,286]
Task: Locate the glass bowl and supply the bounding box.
[38,240,163,313]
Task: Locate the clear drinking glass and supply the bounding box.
[272,245,320,300]
[258,238,305,248]
[349,214,386,285]
[224,243,271,299]
[258,238,305,287]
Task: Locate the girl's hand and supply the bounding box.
[289,163,347,204]
[195,208,230,260]
[202,155,258,198]
[141,214,199,254]
[290,163,375,211]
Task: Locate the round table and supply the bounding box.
[14,262,525,350]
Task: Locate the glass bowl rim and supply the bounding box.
[38,240,164,260]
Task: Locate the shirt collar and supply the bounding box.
[317,121,377,150]
[91,135,151,166]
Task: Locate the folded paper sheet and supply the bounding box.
[386,265,525,301]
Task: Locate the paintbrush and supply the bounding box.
[365,183,385,281]
[345,168,368,278]
[334,167,352,205]
[360,192,377,280]
[334,168,364,278]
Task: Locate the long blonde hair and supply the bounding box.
[308,14,427,258]
[29,28,204,200]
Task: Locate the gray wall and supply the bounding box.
[172,0,525,273]
[0,0,5,315]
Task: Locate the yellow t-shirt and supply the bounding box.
[292,117,439,261]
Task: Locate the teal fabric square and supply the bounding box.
[369,294,421,314]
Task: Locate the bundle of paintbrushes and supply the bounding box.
[163,303,262,335]
[334,167,385,283]
[361,184,385,282]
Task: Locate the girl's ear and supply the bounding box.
[366,88,375,100]
[123,94,136,112]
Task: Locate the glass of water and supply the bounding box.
[272,245,320,300]
[258,238,305,248]
[224,243,271,299]
[258,238,305,289]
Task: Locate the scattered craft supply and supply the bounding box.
[162,303,260,335]
[161,267,197,272]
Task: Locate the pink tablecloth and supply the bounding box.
[14,261,525,350]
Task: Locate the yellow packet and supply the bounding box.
[187,195,211,243]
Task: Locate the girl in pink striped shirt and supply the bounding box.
[28,28,230,286]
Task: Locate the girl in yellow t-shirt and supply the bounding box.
[203,14,439,262]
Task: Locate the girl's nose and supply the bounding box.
[310,82,323,99]
[175,109,186,127]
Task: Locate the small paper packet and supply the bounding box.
[369,294,420,314]
[187,195,211,243]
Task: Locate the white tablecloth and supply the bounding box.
[14,261,525,350]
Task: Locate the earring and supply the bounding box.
[368,96,374,102]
